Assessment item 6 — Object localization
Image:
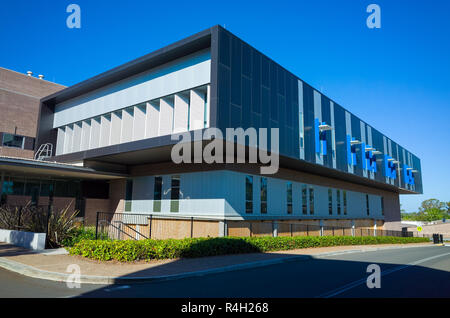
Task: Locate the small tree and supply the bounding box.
[418,199,446,222]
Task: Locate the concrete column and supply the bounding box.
[99,115,111,147]
[351,219,355,237]
[146,101,159,138]
[189,89,205,130]
[90,117,101,149]
[72,122,82,153]
[173,93,189,133]
[158,97,174,136]
[110,111,122,145]
[64,124,73,154]
[56,127,65,155]
[219,220,228,237]
[319,219,324,236]
[80,120,91,151]
[133,104,146,141]
[272,221,278,237]
[374,219,377,236]
[121,108,134,143]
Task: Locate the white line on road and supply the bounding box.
[317,250,450,298]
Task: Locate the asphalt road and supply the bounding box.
[0,245,449,298]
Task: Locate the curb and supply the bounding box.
[0,243,436,285]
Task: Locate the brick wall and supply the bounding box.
[0,67,65,158]
[84,198,111,225]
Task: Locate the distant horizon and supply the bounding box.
[1,0,448,212]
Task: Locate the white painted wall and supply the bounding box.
[0,229,46,251]
[128,170,384,220]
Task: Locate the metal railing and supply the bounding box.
[94,212,435,241]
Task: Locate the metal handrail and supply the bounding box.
[113,220,149,239]
[98,219,136,240]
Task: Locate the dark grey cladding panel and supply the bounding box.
[302,83,315,163]
[214,26,422,194]
[334,103,347,172]
[216,27,299,159]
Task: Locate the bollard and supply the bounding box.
[432,233,439,244]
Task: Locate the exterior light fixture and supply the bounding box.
[350,139,362,145]
[372,150,382,155]
[319,124,333,131]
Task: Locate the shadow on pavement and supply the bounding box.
[74,247,450,298]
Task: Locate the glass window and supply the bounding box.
[299,112,304,149]
[343,191,347,215]
[328,189,333,215]
[302,185,307,215]
[2,133,25,149]
[245,175,253,214]
[11,178,25,195]
[125,179,133,212]
[40,181,54,197]
[153,176,162,212]
[260,177,267,214]
[23,179,39,196]
[170,175,180,212]
[54,181,68,197]
[287,182,292,214]
[309,186,314,215]
[337,190,341,215]
[366,194,370,215]
[125,180,133,201]
[2,180,13,195]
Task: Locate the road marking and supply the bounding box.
[317,251,450,298]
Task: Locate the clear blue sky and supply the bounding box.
[1,0,449,212]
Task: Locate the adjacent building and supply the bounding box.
[0,68,124,223]
[0,67,65,158]
[5,26,422,236]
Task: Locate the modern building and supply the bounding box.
[23,25,421,235]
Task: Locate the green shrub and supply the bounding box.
[62,226,104,247]
[69,235,430,262]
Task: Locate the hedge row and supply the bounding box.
[69,235,430,262]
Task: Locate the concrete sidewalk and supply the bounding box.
[0,242,433,285]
